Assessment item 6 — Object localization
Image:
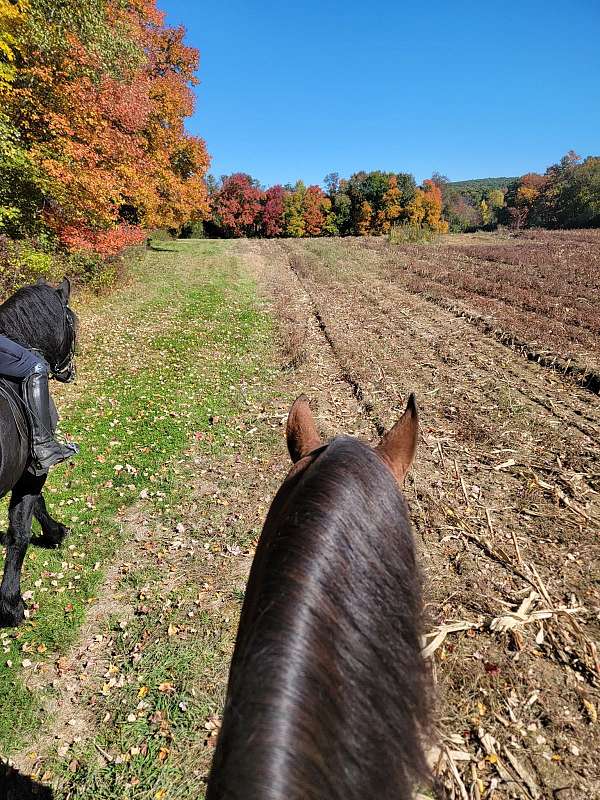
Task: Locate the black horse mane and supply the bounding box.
[208,435,431,800]
[0,284,76,369]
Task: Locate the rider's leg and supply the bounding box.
[23,361,78,475]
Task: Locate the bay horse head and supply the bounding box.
[208,394,431,800]
[286,391,419,480]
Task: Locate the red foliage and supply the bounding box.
[212,174,263,237]
[261,185,286,237]
[58,224,147,257]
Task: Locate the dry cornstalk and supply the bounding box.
[510,529,523,565]
[443,746,470,800]
[437,440,445,469]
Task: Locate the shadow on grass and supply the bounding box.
[0,761,53,799]
[147,242,179,252]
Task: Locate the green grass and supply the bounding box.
[45,557,240,799]
[0,240,277,756]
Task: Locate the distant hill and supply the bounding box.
[445,177,517,205]
[448,177,516,191]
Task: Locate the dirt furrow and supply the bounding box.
[243,238,600,800]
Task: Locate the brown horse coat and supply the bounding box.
[207,395,430,800]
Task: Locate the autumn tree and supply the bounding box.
[0,0,26,91]
[356,201,373,235]
[480,200,491,225]
[347,171,415,234]
[261,185,286,237]
[405,180,448,232]
[487,189,505,210]
[283,182,306,237]
[377,175,404,233]
[502,173,547,228]
[303,185,331,236]
[0,0,210,250]
[211,174,263,237]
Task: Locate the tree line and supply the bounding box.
[0,0,596,286]
[436,152,600,232]
[204,172,448,239]
[203,151,598,240]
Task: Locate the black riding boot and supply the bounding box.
[24,365,79,475]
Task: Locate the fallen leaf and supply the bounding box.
[583,698,597,723]
[158,746,170,762]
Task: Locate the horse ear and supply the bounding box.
[286,395,321,463]
[375,393,419,482]
[56,277,71,303]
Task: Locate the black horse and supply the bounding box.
[0,279,76,627]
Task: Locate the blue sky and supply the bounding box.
[160,0,600,187]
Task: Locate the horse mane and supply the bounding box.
[208,436,431,800]
[0,284,76,368]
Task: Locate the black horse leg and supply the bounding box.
[34,492,68,548]
[0,473,45,627]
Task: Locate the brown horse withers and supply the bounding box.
[207,394,431,800]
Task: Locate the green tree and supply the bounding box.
[551,156,600,227]
[487,189,505,210]
[331,190,352,235]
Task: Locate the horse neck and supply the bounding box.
[0,303,66,364]
[208,440,430,800]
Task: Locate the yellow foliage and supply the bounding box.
[373,208,390,234]
[480,199,491,225]
[487,188,504,209]
[381,175,403,230]
[0,0,27,90]
[516,185,539,205]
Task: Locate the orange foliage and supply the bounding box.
[406,180,448,233]
[356,201,373,235]
[381,175,403,231]
[303,186,330,236]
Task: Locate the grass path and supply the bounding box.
[1,241,283,796]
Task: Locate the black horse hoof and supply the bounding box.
[0,598,25,628]
[39,524,69,549]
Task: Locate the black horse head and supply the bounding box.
[0,278,78,382]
